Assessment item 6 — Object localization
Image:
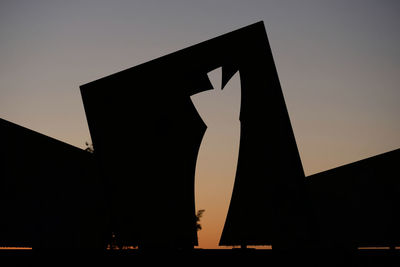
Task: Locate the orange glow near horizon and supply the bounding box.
[358,247,391,250]
[0,247,32,250]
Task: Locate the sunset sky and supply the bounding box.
[1,1,399,249]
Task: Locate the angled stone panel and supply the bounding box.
[80,21,308,249]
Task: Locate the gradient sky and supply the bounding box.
[1,0,399,249]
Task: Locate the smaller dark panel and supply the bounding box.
[0,118,106,249]
[308,149,400,249]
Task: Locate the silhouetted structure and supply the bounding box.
[80,21,308,249]
[307,148,400,250]
[2,20,398,255]
[0,118,105,250]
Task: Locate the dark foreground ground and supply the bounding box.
[1,249,399,266]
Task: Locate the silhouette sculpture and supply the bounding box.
[1,21,399,253]
[0,118,105,250]
[80,21,308,250]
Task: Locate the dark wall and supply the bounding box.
[0,118,105,249]
[307,149,400,249]
[217,23,308,250]
[81,21,308,249]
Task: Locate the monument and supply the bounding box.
[80,21,308,249]
[1,20,398,253]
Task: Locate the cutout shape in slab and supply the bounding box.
[191,67,241,248]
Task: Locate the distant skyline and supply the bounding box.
[1,1,399,249]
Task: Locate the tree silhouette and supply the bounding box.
[196,209,205,231]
